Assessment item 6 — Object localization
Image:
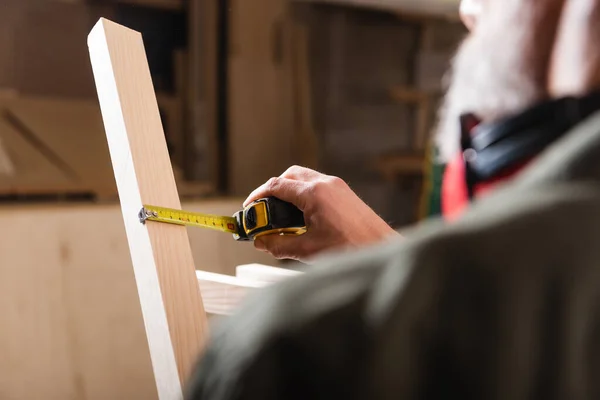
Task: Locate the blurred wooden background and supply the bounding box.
[0,0,466,398]
[0,0,465,226]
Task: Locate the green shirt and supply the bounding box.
[186,111,600,400]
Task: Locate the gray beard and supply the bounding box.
[433,0,562,163]
[434,37,544,163]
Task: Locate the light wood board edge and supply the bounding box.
[236,263,303,284]
[197,264,303,315]
[196,271,266,316]
[88,18,208,399]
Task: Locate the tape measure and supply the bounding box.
[138,196,307,241]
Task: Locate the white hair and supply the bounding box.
[433,0,560,163]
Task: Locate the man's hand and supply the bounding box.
[243,166,399,262]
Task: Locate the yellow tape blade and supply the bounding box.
[141,204,239,234]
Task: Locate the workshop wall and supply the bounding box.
[0,0,112,99]
[302,5,465,226]
[0,1,466,229]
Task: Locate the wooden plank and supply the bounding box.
[0,134,14,177]
[87,18,208,398]
[5,97,116,196]
[200,0,220,187]
[390,86,431,103]
[236,263,303,284]
[291,0,461,19]
[0,94,213,198]
[0,3,17,93]
[197,264,303,316]
[291,22,319,169]
[162,49,186,170]
[374,153,425,181]
[0,204,158,400]
[186,0,219,185]
[228,0,296,195]
[0,105,76,195]
[389,86,435,150]
[196,271,266,316]
[10,0,100,98]
[110,0,184,10]
[0,200,281,398]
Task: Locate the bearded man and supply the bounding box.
[186,0,600,398]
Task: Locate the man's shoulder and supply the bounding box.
[185,181,600,399]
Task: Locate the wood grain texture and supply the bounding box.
[228,0,296,195]
[186,0,219,184]
[0,200,278,399]
[110,0,184,10]
[7,0,100,98]
[196,271,266,315]
[0,94,213,198]
[5,96,116,195]
[197,264,303,315]
[0,134,14,177]
[236,263,303,284]
[0,109,74,193]
[291,22,320,170]
[292,0,461,18]
[0,204,158,400]
[88,18,208,398]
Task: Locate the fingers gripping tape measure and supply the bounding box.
[138,196,307,241]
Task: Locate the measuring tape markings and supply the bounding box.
[138,197,307,242]
[139,205,238,234]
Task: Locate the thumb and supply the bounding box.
[254,234,313,261]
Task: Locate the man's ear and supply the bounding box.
[549,0,600,97]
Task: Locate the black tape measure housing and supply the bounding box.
[233,197,306,241]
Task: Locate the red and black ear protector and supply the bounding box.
[459,89,600,200]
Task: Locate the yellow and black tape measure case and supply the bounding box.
[233,197,306,241]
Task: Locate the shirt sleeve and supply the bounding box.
[184,185,600,400]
